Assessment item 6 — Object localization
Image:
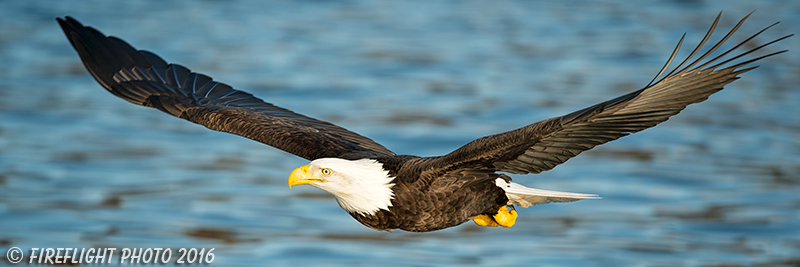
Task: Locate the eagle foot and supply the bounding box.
[472,214,500,227]
[493,205,517,227]
[472,205,517,228]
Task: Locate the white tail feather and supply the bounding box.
[495,178,600,208]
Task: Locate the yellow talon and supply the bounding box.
[493,206,517,228]
[473,206,517,228]
[472,214,499,227]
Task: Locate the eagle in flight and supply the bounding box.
[57,13,789,232]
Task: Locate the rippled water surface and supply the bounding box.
[2,1,799,266]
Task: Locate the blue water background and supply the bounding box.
[1,1,799,266]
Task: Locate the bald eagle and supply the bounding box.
[57,13,789,232]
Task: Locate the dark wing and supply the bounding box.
[57,16,394,160]
[427,12,791,174]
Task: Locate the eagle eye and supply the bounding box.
[321,168,332,176]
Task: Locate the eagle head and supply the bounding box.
[288,158,395,216]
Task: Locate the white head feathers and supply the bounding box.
[307,158,396,216]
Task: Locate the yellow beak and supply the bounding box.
[288,164,326,188]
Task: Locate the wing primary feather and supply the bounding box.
[673,12,751,75]
[646,33,685,88]
[658,11,722,81]
[694,20,779,71]
[707,35,792,71]
[725,50,789,71]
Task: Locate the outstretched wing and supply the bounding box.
[57,16,394,160]
[428,12,790,174]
